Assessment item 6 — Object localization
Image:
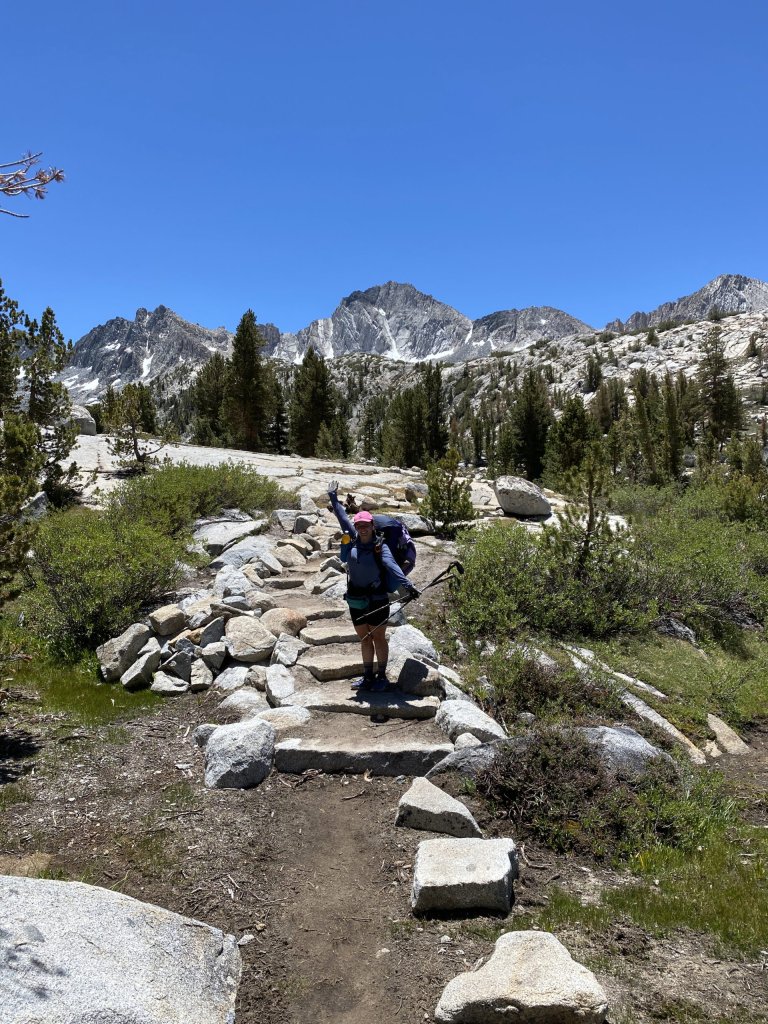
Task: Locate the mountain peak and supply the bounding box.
[607,273,768,333]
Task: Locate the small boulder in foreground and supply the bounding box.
[1,874,241,1024]
[435,929,608,1023]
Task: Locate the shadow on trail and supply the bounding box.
[0,728,42,784]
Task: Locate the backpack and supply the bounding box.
[372,515,417,577]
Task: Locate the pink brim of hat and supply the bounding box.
[353,511,374,524]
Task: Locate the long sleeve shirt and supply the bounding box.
[329,494,411,595]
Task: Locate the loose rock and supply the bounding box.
[1,875,241,1024]
[494,475,551,517]
[396,777,481,837]
[97,623,151,683]
[203,719,276,789]
[434,930,608,1023]
[411,837,518,914]
[436,700,507,743]
[225,616,276,663]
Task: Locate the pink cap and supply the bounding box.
[353,510,374,524]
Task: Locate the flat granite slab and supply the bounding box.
[299,623,360,646]
[274,713,453,776]
[298,643,365,680]
[276,678,439,720]
[261,593,347,621]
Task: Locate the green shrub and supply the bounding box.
[477,725,736,861]
[474,648,623,724]
[107,460,298,537]
[452,523,544,638]
[25,507,186,653]
[677,473,768,529]
[453,517,654,640]
[636,513,768,633]
[607,482,680,522]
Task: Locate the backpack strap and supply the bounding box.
[371,536,388,593]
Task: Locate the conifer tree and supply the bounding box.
[268,377,289,454]
[696,326,743,446]
[0,286,76,589]
[24,306,76,499]
[509,368,553,480]
[104,383,175,472]
[223,310,271,451]
[381,387,426,467]
[288,347,335,456]
[359,394,386,461]
[0,281,23,417]
[543,395,598,485]
[422,446,474,538]
[192,351,230,445]
[661,372,683,480]
[423,361,449,460]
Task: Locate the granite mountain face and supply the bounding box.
[59,274,768,403]
[268,282,592,364]
[61,306,231,401]
[606,274,768,334]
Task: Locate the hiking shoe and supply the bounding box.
[350,676,375,692]
[370,675,390,692]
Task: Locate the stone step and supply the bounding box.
[263,576,307,590]
[260,592,347,621]
[274,678,439,720]
[299,623,360,646]
[274,712,453,776]
[297,644,364,680]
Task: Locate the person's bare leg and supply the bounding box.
[372,624,389,678]
[354,624,375,673]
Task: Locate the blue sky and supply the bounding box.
[3,1,768,343]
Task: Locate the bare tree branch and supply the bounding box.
[0,152,65,217]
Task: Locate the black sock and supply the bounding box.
[376,661,388,678]
[363,662,374,679]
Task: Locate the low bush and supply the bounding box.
[636,513,768,634]
[477,725,736,861]
[607,482,680,522]
[471,648,623,725]
[452,517,655,640]
[24,507,186,653]
[107,461,298,537]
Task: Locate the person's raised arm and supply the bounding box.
[327,479,356,537]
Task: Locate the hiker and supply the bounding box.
[327,479,419,692]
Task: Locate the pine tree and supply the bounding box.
[510,368,553,480]
[422,446,474,538]
[543,395,598,485]
[359,394,386,461]
[0,280,24,417]
[584,353,602,392]
[268,377,289,454]
[381,387,426,467]
[423,362,448,460]
[697,326,743,446]
[288,348,335,456]
[24,307,76,499]
[661,372,683,480]
[223,310,271,451]
[192,351,230,445]
[0,288,76,589]
[103,383,175,472]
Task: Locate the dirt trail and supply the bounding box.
[271,786,404,1023]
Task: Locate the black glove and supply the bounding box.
[406,584,421,600]
[327,479,339,501]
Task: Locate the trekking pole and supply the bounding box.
[353,561,465,625]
